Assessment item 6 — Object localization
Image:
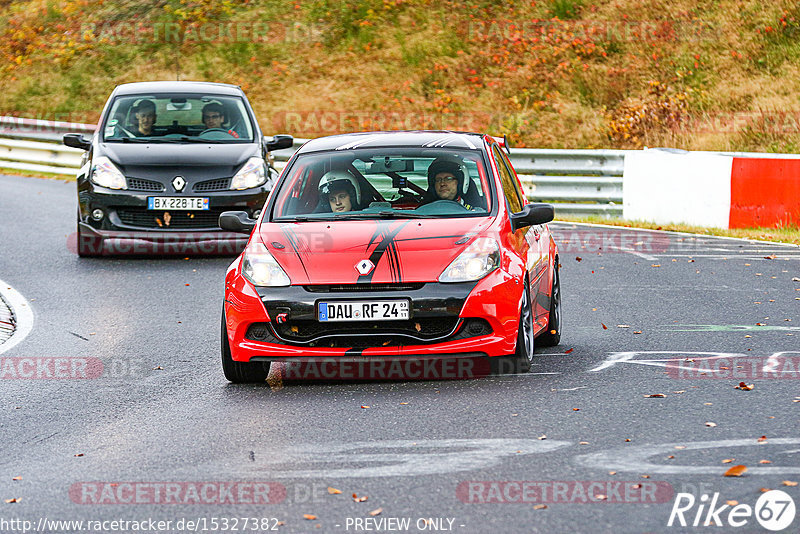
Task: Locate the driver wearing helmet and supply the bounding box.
[318,170,362,213]
[423,157,475,210]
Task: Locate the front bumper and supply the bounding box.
[224,266,524,361]
[76,223,249,255]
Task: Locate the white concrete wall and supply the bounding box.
[623,149,733,228]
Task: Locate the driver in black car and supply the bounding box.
[423,158,476,210]
[202,102,239,138]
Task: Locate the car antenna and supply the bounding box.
[503,134,511,155]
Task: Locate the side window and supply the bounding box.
[492,146,523,213]
[498,149,527,208]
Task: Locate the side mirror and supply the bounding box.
[63,133,92,151]
[510,203,554,231]
[219,211,256,234]
[265,134,294,152]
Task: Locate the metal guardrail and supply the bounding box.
[0,116,622,216]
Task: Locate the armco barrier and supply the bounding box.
[2,116,798,225]
[0,116,624,217]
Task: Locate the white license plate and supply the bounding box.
[318,300,410,322]
[147,197,209,210]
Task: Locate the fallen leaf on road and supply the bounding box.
[633,331,642,334]
[575,257,582,262]
[723,465,747,477]
[360,406,370,409]
[764,254,776,260]
[726,500,738,506]
[624,438,631,442]
[601,323,608,330]
[369,508,383,516]
[352,493,368,502]
[152,366,163,370]
[651,264,661,268]
[303,514,317,520]
[12,477,21,481]
[565,348,574,354]
[783,481,798,487]
[608,471,616,475]
[641,475,650,479]
[538,434,547,440]
[735,382,754,391]
[667,455,675,459]
[579,441,589,445]
[758,435,768,443]
[644,394,666,398]
[675,446,686,450]
[594,494,607,500]
[533,504,547,510]
[617,324,630,328]
[705,422,717,427]
[399,402,408,405]
[673,390,685,394]
[760,488,771,493]
[5,498,20,503]
[759,460,771,464]
[722,459,734,463]
[573,408,581,411]
[74,453,84,457]
[327,487,341,495]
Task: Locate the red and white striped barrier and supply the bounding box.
[623,149,800,229]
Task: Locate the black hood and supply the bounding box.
[97,142,260,180]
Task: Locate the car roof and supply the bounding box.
[112,81,244,96]
[295,131,491,154]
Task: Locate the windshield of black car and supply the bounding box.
[102,94,255,143]
[271,148,493,221]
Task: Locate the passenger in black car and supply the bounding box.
[132,100,157,137]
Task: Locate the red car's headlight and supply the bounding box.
[438,238,500,283]
[242,242,291,287]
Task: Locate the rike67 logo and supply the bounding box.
[668,490,796,531]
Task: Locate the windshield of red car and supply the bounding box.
[271,148,493,221]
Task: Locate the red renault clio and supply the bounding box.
[219,131,561,382]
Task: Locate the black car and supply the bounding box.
[63,81,292,256]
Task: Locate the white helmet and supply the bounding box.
[318,170,361,206]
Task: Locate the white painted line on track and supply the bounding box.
[0,278,34,355]
[576,438,800,475]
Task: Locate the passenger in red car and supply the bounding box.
[317,170,362,213]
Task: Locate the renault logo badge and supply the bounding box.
[356,259,375,275]
[172,176,186,192]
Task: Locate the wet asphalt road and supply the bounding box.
[1,173,799,533]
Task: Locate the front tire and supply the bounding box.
[537,262,561,347]
[221,310,270,383]
[493,282,534,374]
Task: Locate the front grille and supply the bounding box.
[116,208,224,229]
[245,317,492,348]
[127,178,165,192]
[303,283,425,293]
[194,178,231,192]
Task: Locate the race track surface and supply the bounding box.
[1,174,799,533]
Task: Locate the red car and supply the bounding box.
[219,131,561,382]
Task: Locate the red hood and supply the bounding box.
[258,218,493,285]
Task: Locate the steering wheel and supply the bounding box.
[199,128,234,137]
[414,200,469,214]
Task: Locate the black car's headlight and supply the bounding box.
[230,157,267,190]
[242,242,290,287]
[439,238,500,283]
[90,157,127,190]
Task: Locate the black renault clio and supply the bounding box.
[63,81,292,256]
